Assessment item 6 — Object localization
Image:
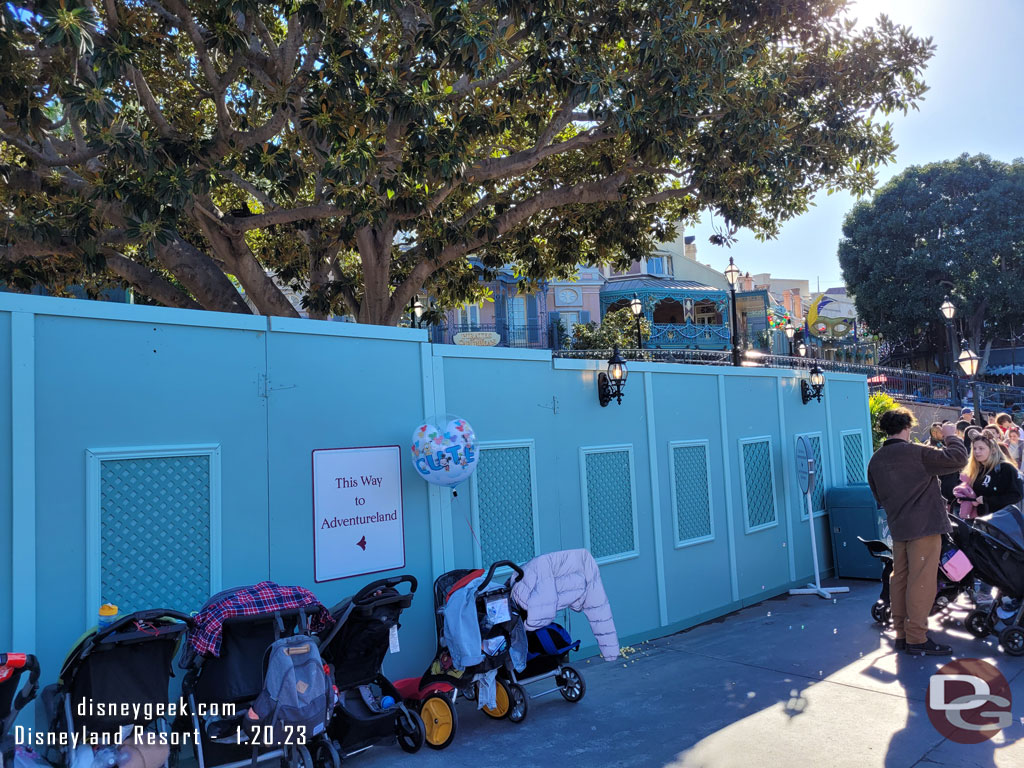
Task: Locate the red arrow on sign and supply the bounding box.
[356,536,367,551]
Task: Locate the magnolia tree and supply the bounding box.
[0,1,932,324]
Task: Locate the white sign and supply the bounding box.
[312,445,405,582]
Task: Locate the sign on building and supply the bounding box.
[312,445,405,582]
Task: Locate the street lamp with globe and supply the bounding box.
[629,294,644,350]
[958,347,982,426]
[940,297,958,402]
[724,258,741,366]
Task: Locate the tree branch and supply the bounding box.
[98,248,203,309]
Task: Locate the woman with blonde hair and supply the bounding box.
[963,434,1023,517]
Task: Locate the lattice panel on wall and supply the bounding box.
[475,447,536,566]
[742,440,777,530]
[843,432,866,484]
[672,444,712,542]
[584,450,635,559]
[100,456,211,613]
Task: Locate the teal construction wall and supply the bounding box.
[1,292,872,698]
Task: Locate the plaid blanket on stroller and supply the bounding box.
[190,582,334,657]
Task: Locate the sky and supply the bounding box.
[689,0,1024,292]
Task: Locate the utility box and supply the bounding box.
[826,484,892,579]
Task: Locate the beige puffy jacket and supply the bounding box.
[511,549,619,661]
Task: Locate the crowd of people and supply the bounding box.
[868,407,1024,656]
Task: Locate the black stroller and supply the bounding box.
[45,610,191,768]
[952,507,1024,655]
[317,576,425,759]
[497,622,586,708]
[858,536,975,625]
[178,588,336,768]
[418,561,529,724]
[1,653,40,768]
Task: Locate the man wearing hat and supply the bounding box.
[960,406,974,422]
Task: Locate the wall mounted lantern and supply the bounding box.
[797,341,807,357]
[598,347,629,407]
[801,365,825,404]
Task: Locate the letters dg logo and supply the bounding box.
[927,659,1013,743]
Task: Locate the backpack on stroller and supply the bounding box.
[953,506,1024,655]
[418,561,528,724]
[497,622,585,706]
[1,654,40,768]
[316,576,425,759]
[44,610,191,768]
[178,585,336,768]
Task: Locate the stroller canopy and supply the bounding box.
[980,506,1024,552]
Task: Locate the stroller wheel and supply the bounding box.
[999,626,1024,656]
[506,682,528,724]
[482,679,511,719]
[461,681,477,702]
[870,601,890,625]
[965,610,994,638]
[421,693,458,749]
[557,666,586,703]
[313,739,341,768]
[396,708,426,753]
[290,744,313,768]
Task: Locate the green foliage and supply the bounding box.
[569,308,651,350]
[839,154,1024,360]
[1,1,933,323]
[869,391,900,450]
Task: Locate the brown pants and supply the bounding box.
[890,534,942,644]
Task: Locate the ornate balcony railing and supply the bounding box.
[647,322,730,349]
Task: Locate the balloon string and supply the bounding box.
[464,511,481,548]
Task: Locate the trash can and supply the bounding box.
[826,484,892,579]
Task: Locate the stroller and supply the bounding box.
[316,576,425,759]
[1,654,40,768]
[493,622,586,709]
[178,586,336,768]
[952,507,1024,655]
[45,610,191,768]
[858,536,975,625]
[417,561,529,725]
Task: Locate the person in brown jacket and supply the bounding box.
[867,408,968,655]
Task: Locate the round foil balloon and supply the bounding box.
[411,417,478,487]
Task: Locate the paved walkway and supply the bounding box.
[353,580,1024,768]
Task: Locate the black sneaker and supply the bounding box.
[893,638,906,651]
[904,637,952,656]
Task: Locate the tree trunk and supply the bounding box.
[355,225,402,325]
[191,207,300,318]
[155,238,253,314]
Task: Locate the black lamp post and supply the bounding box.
[410,296,424,329]
[629,293,644,350]
[940,297,958,403]
[724,257,741,366]
[785,322,796,356]
[958,346,982,426]
[598,347,629,406]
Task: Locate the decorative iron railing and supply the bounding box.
[648,323,730,348]
[552,348,1024,407]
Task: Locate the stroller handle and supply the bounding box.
[92,609,194,645]
[0,653,40,711]
[352,574,418,603]
[476,560,525,593]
